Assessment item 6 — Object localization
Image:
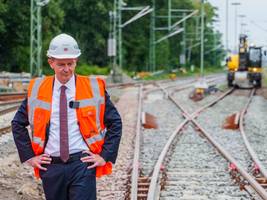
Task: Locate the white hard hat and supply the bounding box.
[47,33,81,59]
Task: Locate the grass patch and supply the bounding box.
[75,64,110,75]
[134,66,225,81]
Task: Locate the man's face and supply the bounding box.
[48,58,77,84]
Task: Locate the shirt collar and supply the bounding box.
[54,75,75,92]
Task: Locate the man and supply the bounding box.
[12,33,122,200]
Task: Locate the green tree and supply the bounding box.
[61,0,113,67]
[0,0,224,74]
[0,0,64,73]
[0,0,29,72]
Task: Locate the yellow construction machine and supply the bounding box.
[227,34,263,88]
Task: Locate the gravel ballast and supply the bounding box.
[141,89,184,176]
[160,125,253,200]
[196,93,252,171]
[244,95,267,167]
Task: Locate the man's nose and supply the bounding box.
[62,64,72,69]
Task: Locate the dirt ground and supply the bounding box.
[0,154,44,199]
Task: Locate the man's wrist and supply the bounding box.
[99,152,109,163]
[24,156,35,165]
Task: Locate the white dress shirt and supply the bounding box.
[44,75,88,156]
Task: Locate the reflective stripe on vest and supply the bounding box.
[86,129,107,145]
[28,77,51,125]
[90,77,104,133]
[76,77,104,134]
[28,77,105,147]
[32,136,44,148]
[28,77,51,147]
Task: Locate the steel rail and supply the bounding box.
[0,99,23,106]
[108,68,224,90]
[168,77,225,96]
[130,85,143,200]
[239,89,267,179]
[0,93,26,101]
[166,74,225,93]
[146,119,189,199]
[0,105,20,116]
[132,77,218,199]
[0,92,26,96]
[148,87,267,200]
[147,86,234,199]
[191,87,235,118]
[145,75,224,96]
[0,125,11,136]
[107,76,187,89]
[191,118,267,200]
[145,80,196,97]
[133,81,198,199]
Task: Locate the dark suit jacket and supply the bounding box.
[12,90,122,164]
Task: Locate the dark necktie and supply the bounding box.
[60,85,69,162]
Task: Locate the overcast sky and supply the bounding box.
[207,0,267,51]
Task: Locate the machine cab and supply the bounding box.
[248,47,262,68]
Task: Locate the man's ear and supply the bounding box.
[48,58,54,69]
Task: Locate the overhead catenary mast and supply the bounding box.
[30,0,50,77]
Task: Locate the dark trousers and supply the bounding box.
[40,153,96,200]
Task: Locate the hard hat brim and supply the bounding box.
[47,53,81,59]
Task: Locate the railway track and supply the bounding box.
[152,89,260,200]
[159,124,251,200]
[126,81,267,200]
[0,75,229,200]
[196,88,267,191]
[126,76,231,199]
[0,100,23,135]
[144,87,267,200]
[0,125,11,136]
[0,104,20,116]
[242,95,267,184]
[97,75,225,200]
[239,91,267,191]
[0,104,20,136]
[0,92,26,101]
[194,89,255,172]
[146,86,244,200]
[3,74,262,199]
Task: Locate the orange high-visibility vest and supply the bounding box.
[27,75,112,178]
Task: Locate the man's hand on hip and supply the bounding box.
[81,150,106,169]
[26,154,52,171]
